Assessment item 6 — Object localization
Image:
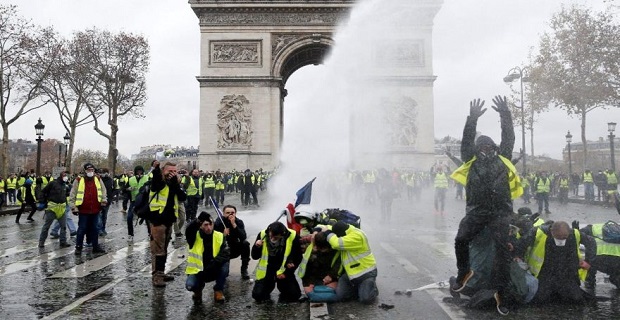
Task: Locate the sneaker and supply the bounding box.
[27,217,35,222]
[451,270,474,292]
[38,242,45,248]
[494,292,509,316]
[214,290,225,302]
[99,231,107,237]
[60,242,71,248]
[50,234,60,239]
[74,247,82,255]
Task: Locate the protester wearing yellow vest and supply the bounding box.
[214,172,226,204]
[202,172,215,205]
[6,174,18,205]
[183,169,203,222]
[38,171,72,248]
[605,169,618,204]
[0,176,5,208]
[325,222,378,304]
[581,222,620,289]
[298,231,341,302]
[251,221,302,302]
[148,161,187,287]
[534,172,552,214]
[126,166,150,242]
[69,163,107,255]
[185,212,230,303]
[449,96,517,316]
[15,178,37,223]
[433,167,449,215]
[582,169,595,202]
[514,221,595,304]
[558,174,570,204]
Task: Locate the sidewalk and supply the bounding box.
[0,205,21,216]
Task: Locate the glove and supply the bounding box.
[572,220,580,230]
[491,95,510,115]
[469,98,486,118]
[36,202,47,210]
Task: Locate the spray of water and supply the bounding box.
[266,0,430,217]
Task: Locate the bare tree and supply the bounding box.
[84,29,149,174]
[0,5,60,175]
[40,31,103,172]
[530,5,620,168]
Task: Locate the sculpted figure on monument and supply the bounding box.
[384,96,418,147]
[217,95,253,149]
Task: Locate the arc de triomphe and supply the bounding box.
[189,0,443,171]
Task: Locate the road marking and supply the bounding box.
[41,247,186,319]
[380,242,419,274]
[426,288,467,320]
[48,241,149,278]
[139,246,186,276]
[41,277,126,320]
[309,302,329,319]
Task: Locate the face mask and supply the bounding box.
[62,176,69,182]
[553,238,566,246]
[86,172,94,178]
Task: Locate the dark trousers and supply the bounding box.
[16,201,36,222]
[586,255,620,289]
[536,192,550,212]
[434,188,447,211]
[454,214,511,295]
[185,196,200,221]
[186,262,229,292]
[76,213,101,249]
[230,241,251,261]
[215,189,225,204]
[534,275,583,304]
[252,270,301,302]
[122,191,130,210]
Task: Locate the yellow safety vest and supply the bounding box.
[526,228,587,281]
[536,178,551,193]
[47,201,67,219]
[255,229,296,280]
[186,177,203,196]
[434,172,449,189]
[215,179,225,190]
[450,155,523,199]
[6,178,17,189]
[583,172,593,183]
[0,180,4,193]
[559,178,569,189]
[606,172,618,185]
[326,225,377,280]
[203,177,215,189]
[17,185,37,205]
[74,177,103,206]
[592,224,620,257]
[186,231,224,275]
[296,242,340,278]
[148,185,179,218]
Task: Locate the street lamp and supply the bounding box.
[504,66,529,174]
[609,122,616,172]
[63,132,70,167]
[566,131,572,176]
[34,118,45,176]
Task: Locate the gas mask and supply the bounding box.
[86,172,94,178]
[62,176,69,182]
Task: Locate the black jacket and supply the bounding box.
[251,230,302,276]
[149,166,187,226]
[41,179,68,204]
[185,220,230,275]
[460,111,515,217]
[214,216,248,247]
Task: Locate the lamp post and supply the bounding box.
[63,132,70,167]
[609,122,616,172]
[34,118,45,176]
[566,131,572,176]
[503,66,529,174]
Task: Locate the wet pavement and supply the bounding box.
[0,187,618,319]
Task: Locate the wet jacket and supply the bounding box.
[214,216,248,249]
[185,220,230,276]
[41,179,68,204]
[251,229,302,279]
[458,110,515,217]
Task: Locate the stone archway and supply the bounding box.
[190,0,442,171]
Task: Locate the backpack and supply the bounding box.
[602,221,620,244]
[320,208,361,229]
[133,181,156,224]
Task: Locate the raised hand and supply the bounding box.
[469,98,487,118]
[491,95,510,114]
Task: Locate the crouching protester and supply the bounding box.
[324,221,378,304]
[251,221,302,303]
[185,212,230,303]
[297,231,341,302]
[579,219,620,289]
[38,171,72,248]
[214,204,251,280]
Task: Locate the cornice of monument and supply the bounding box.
[196,76,283,87]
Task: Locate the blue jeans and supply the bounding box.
[126,201,135,236]
[584,183,595,201]
[76,213,100,249]
[51,206,77,235]
[185,261,229,292]
[99,204,110,234]
[335,270,378,304]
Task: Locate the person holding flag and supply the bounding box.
[213,203,251,280]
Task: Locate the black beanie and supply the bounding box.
[475,135,496,147]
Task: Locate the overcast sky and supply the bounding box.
[2,0,617,160]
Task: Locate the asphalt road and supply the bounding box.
[0,187,618,319]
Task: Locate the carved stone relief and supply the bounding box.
[272,34,301,59]
[383,96,418,147]
[373,40,424,67]
[196,9,349,26]
[210,41,261,66]
[217,94,253,149]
